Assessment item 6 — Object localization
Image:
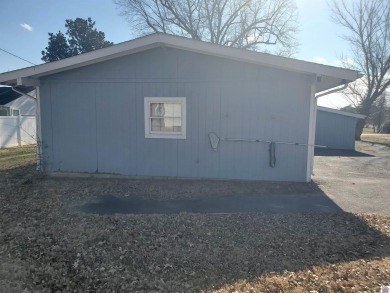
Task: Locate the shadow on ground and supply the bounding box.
[315,147,374,157]
[78,183,341,214]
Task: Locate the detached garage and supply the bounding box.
[315,106,365,150]
[0,34,360,182]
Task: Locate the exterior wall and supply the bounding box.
[315,110,357,150]
[39,47,313,181]
[0,116,36,148]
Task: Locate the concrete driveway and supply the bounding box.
[313,141,390,216]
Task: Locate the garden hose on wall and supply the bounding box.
[269,142,276,168]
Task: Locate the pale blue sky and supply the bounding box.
[0,0,352,107]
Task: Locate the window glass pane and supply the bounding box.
[173,117,182,127]
[0,107,10,116]
[173,118,182,132]
[151,117,182,132]
[150,103,165,117]
[151,118,163,131]
[12,109,20,116]
[150,102,182,118]
[163,104,174,117]
[163,117,181,132]
[161,118,174,132]
[173,104,181,117]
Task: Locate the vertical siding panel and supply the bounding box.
[129,83,138,173]
[135,82,145,175]
[137,82,154,175]
[95,83,137,174]
[191,82,201,177]
[196,84,208,177]
[219,81,240,179]
[177,82,197,177]
[192,83,200,177]
[209,82,221,177]
[243,80,262,180]
[49,81,63,171]
[197,83,219,178]
[51,82,97,172]
[39,81,54,171]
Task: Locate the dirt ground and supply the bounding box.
[1,145,390,292]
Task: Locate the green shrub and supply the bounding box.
[382,121,390,134]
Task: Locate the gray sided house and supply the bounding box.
[0,34,360,182]
[315,106,365,150]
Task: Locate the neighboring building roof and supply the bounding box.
[0,85,35,105]
[317,106,366,119]
[4,90,36,116]
[0,33,361,93]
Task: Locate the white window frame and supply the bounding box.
[144,97,186,139]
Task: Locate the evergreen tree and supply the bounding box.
[42,17,113,62]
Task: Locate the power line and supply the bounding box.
[0,47,37,66]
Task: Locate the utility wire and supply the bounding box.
[0,47,36,66]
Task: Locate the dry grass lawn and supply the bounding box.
[363,127,375,134]
[361,133,390,145]
[362,127,390,145]
[0,145,36,170]
[1,146,390,292]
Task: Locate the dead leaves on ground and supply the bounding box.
[0,157,390,292]
[1,188,390,292]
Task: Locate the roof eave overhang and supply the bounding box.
[0,33,361,89]
[317,106,366,119]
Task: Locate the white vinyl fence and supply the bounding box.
[0,116,36,148]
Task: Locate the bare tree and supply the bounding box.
[368,94,388,132]
[331,0,390,139]
[114,0,299,56]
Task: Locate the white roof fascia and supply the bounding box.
[317,106,366,119]
[0,36,160,84]
[165,34,360,81]
[0,33,360,84]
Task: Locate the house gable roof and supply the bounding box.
[0,33,361,92]
[0,86,35,105]
[317,106,366,119]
